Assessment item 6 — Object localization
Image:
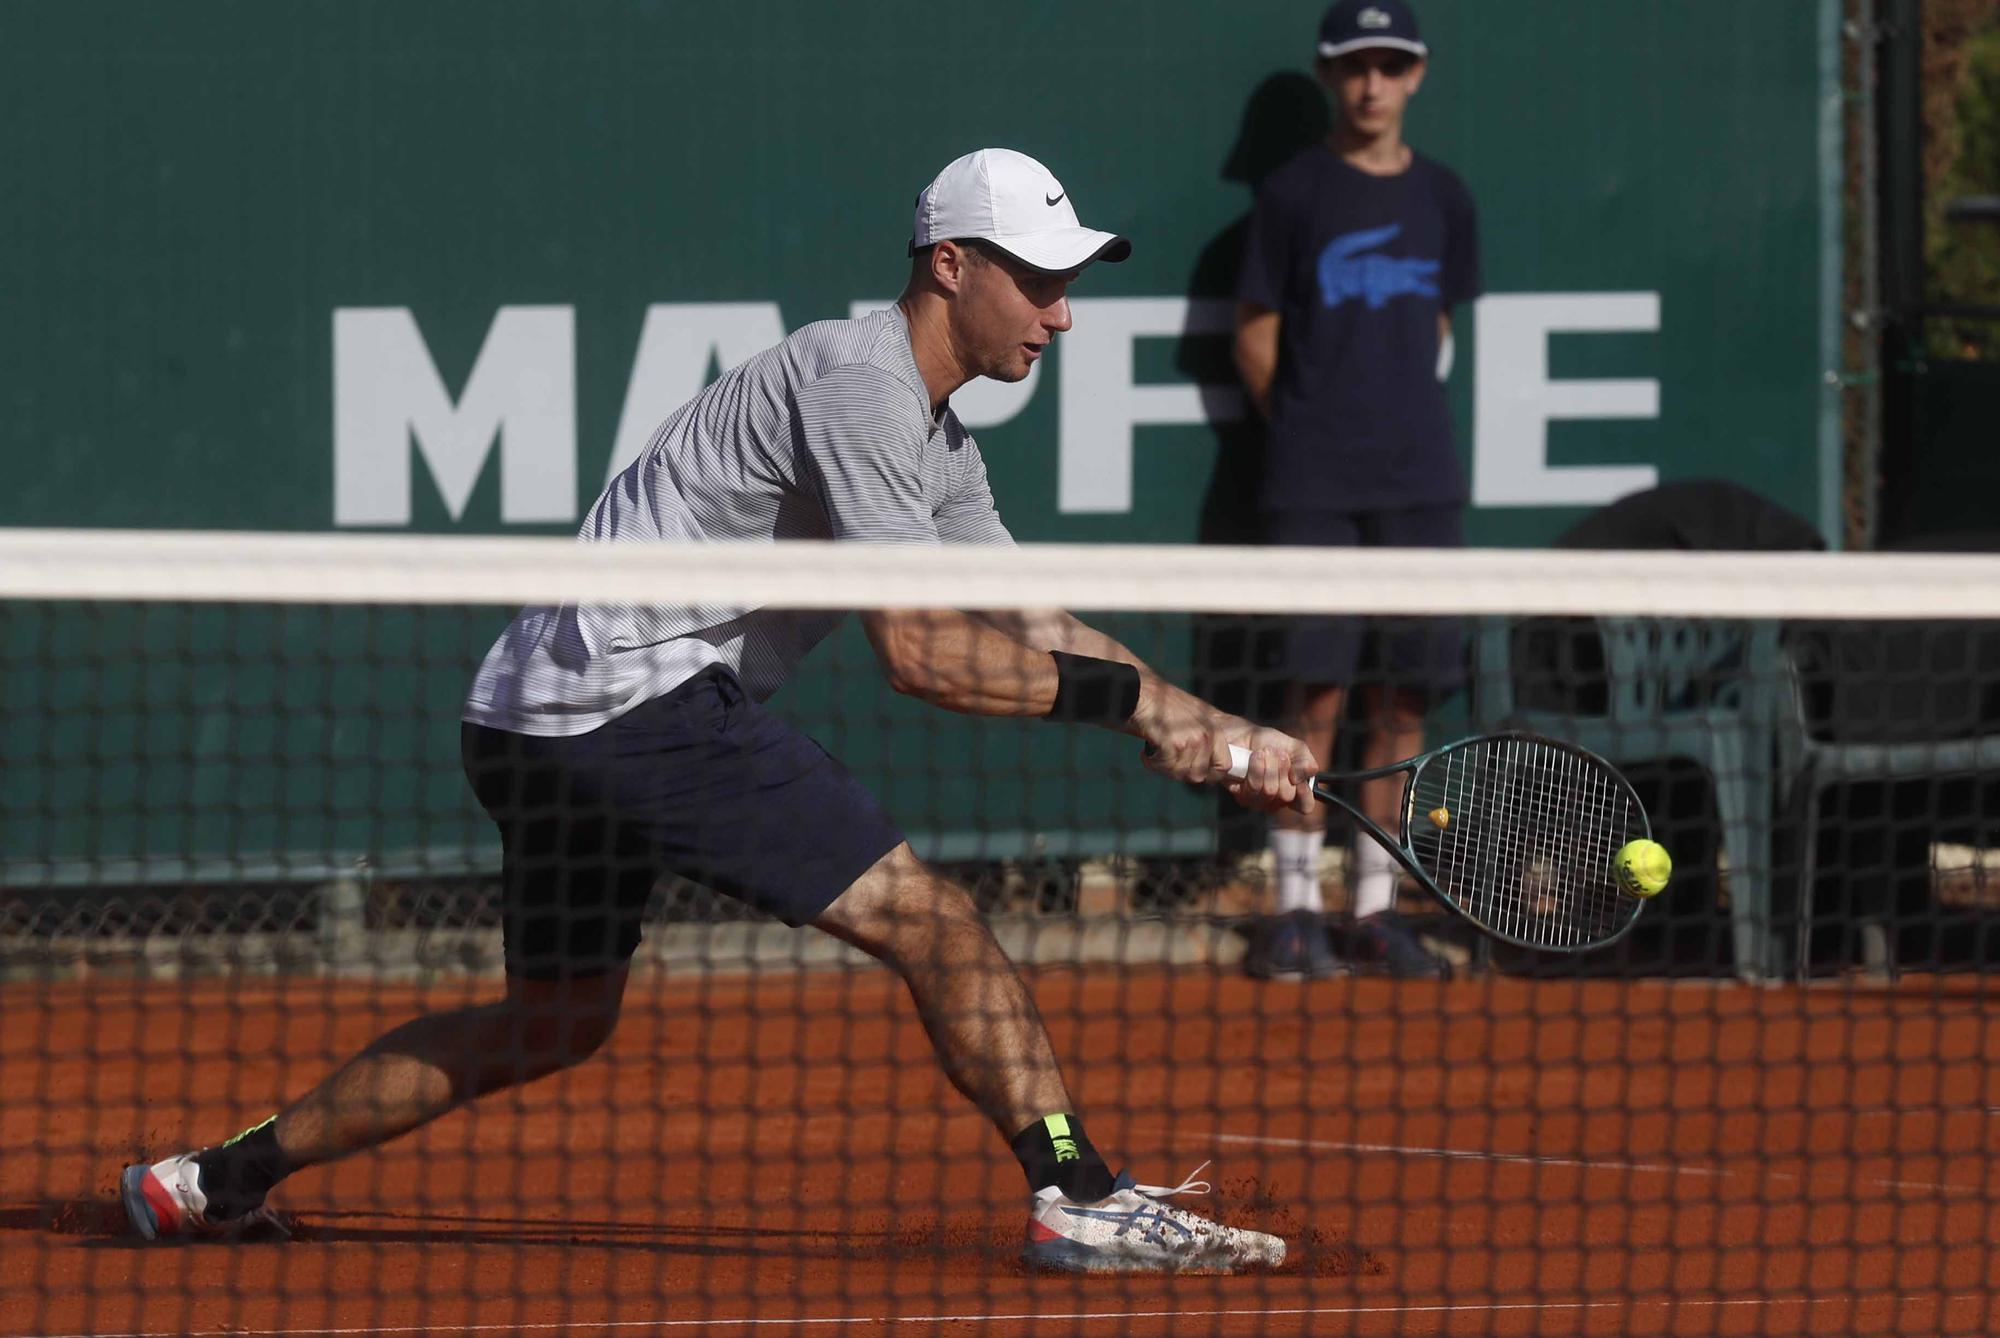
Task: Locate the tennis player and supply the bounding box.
[122,148,1317,1275]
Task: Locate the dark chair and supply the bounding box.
[1780,617,2000,980]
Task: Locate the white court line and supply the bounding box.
[1191,1130,1974,1198]
[28,1293,1978,1338]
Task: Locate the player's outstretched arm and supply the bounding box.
[878,607,1316,814]
[969,607,1157,674]
[860,607,1063,717]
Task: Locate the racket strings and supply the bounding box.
[1409,738,1641,948]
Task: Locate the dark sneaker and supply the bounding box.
[1348,910,1452,979]
[1243,911,1343,980]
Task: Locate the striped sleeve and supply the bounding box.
[792,364,938,544]
[935,428,1014,547]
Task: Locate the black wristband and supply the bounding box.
[1045,651,1142,726]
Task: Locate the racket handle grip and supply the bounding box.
[1145,742,1256,780]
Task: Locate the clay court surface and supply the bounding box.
[3,968,1994,1336]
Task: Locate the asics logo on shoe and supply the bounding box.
[1061,1203,1194,1246]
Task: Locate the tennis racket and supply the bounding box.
[1227,730,1653,953]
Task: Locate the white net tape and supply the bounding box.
[8,528,2000,617]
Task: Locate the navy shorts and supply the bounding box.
[461,667,905,980]
[1263,506,1468,695]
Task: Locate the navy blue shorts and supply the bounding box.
[461,667,905,980]
[1263,506,1468,695]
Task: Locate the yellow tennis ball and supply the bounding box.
[1614,840,1672,898]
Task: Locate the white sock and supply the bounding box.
[1270,829,1325,914]
[1350,841,1398,920]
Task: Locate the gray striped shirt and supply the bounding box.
[463,306,1013,736]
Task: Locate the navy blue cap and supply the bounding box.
[1317,0,1428,60]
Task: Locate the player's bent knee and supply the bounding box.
[500,969,629,1072]
[815,848,987,965]
[549,1005,620,1063]
[504,1005,620,1078]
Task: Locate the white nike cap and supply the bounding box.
[910,148,1131,275]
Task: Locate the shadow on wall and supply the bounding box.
[1177,70,1330,549]
[1176,72,1329,858]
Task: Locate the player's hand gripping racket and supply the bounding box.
[1228,731,1653,952]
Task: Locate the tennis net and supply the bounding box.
[3,530,1997,1337]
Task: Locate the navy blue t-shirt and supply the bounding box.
[1238,146,1480,512]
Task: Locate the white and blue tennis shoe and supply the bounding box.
[1022,1163,1286,1274]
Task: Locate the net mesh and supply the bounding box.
[5,533,1999,1336]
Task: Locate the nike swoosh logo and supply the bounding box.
[1045,192,1065,207]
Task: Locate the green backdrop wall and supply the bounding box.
[1,2,1840,882]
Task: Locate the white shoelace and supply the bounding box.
[1130,1160,1212,1201]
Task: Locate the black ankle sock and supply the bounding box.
[1010,1113,1116,1202]
[192,1117,294,1221]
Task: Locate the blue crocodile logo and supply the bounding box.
[1317,224,1439,311]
